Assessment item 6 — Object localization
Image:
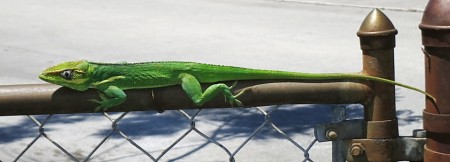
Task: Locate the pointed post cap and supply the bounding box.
[357,9,397,50]
[357,9,398,37]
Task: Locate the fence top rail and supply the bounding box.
[0,80,369,116]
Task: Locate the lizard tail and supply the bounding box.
[284,72,436,103]
[362,75,437,103]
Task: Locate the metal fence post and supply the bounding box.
[349,8,399,162]
[358,9,398,138]
[419,0,450,161]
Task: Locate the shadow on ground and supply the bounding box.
[0,104,423,143]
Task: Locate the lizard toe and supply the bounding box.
[88,99,101,104]
[94,106,103,112]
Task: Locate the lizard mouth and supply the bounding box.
[38,73,52,82]
[38,73,46,80]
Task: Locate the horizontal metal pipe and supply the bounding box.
[0,80,370,116]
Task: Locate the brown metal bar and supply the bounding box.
[0,80,370,116]
[419,0,450,161]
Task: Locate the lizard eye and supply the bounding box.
[60,70,73,80]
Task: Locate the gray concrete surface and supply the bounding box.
[0,0,428,161]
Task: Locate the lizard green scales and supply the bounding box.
[39,60,435,111]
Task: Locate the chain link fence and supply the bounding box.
[1,104,348,161]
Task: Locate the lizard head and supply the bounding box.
[39,60,92,91]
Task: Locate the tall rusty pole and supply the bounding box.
[345,9,399,162]
[419,0,450,161]
[358,9,398,139]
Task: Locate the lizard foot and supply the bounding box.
[223,86,244,107]
[224,95,243,107]
[88,99,111,112]
[88,89,126,112]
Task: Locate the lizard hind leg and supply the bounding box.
[179,73,243,107]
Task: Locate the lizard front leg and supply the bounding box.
[179,73,243,106]
[89,76,127,111]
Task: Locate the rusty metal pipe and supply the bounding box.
[0,81,370,116]
[420,0,450,161]
[341,9,400,162]
[358,9,398,139]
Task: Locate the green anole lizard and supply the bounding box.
[39,60,435,111]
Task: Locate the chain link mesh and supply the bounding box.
[1,105,336,161]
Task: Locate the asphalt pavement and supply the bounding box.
[0,0,429,161]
